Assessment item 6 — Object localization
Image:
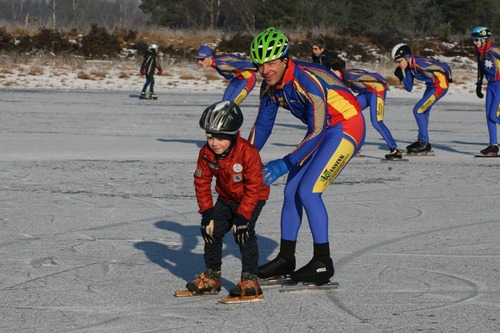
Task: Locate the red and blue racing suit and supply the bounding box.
[211,52,257,105]
[475,40,500,145]
[342,69,398,150]
[248,59,365,244]
[399,56,452,143]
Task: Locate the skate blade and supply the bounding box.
[474,154,499,158]
[220,294,264,303]
[175,289,218,297]
[404,151,435,156]
[381,158,409,162]
[259,275,295,287]
[279,281,340,293]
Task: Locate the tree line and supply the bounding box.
[0,0,498,38]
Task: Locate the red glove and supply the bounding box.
[140,69,145,77]
[157,69,163,76]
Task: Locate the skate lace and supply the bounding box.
[237,280,259,296]
[195,272,220,291]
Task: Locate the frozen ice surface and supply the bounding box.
[0,87,499,333]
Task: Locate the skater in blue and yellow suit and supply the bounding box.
[196,45,257,105]
[248,27,365,286]
[330,58,402,160]
[391,43,452,154]
[471,26,500,156]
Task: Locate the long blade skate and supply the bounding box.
[474,153,499,158]
[279,281,340,293]
[405,150,435,157]
[220,294,264,303]
[259,275,295,287]
[175,289,219,297]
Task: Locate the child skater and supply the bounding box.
[184,101,269,301]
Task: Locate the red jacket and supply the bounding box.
[194,133,269,220]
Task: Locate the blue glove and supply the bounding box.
[262,159,289,186]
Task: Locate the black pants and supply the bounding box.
[204,198,265,275]
[142,74,155,93]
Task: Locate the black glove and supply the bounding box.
[476,82,484,99]
[200,208,215,244]
[394,67,404,80]
[232,214,250,246]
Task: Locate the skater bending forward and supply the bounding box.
[248,27,365,286]
[391,43,452,154]
[187,101,270,298]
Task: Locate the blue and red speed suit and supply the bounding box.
[248,59,365,244]
[475,40,500,145]
[210,52,257,105]
[342,69,398,150]
[399,56,452,143]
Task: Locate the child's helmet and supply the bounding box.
[471,26,491,40]
[200,101,243,135]
[250,27,289,65]
[391,43,412,60]
[148,43,158,51]
[196,45,213,59]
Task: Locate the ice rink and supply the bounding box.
[1,88,499,332]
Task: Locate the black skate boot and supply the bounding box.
[230,272,263,297]
[385,148,403,160]
[186,269,221,294]
[148,92,158,100]
[257,255,295,279]
[139,92,146,99]
[406,140,422,151]
[407,141,432,154]
[479,145,499,156]
[291,257,334,286]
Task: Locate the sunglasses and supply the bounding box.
[197,57,206,61]
[472,38,483,42]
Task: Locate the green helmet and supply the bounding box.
[250,27,289,64]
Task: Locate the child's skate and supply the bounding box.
[148,92,158,100]
[175,269,221,297]
[139,92,146,99]
[221,272,264,303]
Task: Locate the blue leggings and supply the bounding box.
[413,86,447,143]
[485,81,500,144]
[223,78,256,105]
[357,91,397,149]
[280,113,365,244]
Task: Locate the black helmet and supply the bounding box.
[199,101,243,135]
[391,43,412,60]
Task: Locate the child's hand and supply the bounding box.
[232,214,250,245]
[200,208,215,244]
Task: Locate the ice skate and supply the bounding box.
[148,92,158,100]
[290,257,334,286]
[406,141,433,156]
[220,272,264,303]
[139,92,146,99]
[257,255,295,280]
[175,269,221,296]
[475,145,499,157]
[384,148,403,160]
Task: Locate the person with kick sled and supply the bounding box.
[175,101,269,303]
[391,43,452,156]
[247,27,364,292]
[471,26,500,157]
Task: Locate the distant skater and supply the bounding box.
[196,45,257,105]
[140,43,162,100]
